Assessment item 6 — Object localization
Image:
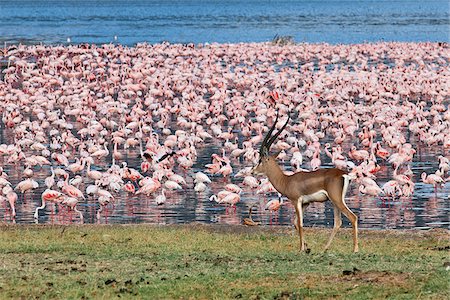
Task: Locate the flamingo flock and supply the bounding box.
[0,41,448,225]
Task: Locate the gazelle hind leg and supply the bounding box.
[324,204,342,251]
[328,175,359,252]
[333,199,358,253]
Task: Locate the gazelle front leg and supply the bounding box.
[294,202,309,244]
[294,197,307,252]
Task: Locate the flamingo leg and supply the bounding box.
[74,206,84,223]
[9,207,16,220]
[34,199,46,220]
[96,205,103,222]
[50,206,55,225]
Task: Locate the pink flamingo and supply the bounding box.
[359,184,383,197]
[14,178,39,200]
[6,192,17,218]
[218,192,241,213]
[62,174,85,199]
[61,196,84,222]
[123,181,136,194]
[310,149,321,171]
[421,172,444,193]
[155,189,166,205]
[34,189,65,220]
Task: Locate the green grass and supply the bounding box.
[0,224,448,299]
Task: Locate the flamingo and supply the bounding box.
[67,157,85,173]
[123,181,136,194]
[0,192,17,219]
[34,189,65,219]
[310,149,321,171]
[195,172,211,183]
[243,176,259,188]
[6,192,18,218]
[91,143,109,160]
[96,195,112,220]
[218,192,241,213]
[225,184,242,194]
[122,162,143,182]
[45,167,56,188]
[265,195,284,212]
[164,180,182,190]
[86,158,102,180]
[290,151,303,170]
[421,172,444,193]
[15,178,39,198]
[374,142,390,160]
[382,180,402,199]
[349,146,370,161]
[155,189,166,205]
[359,184,383,197]
[52,153,69,167]
[209,190,232,203]
[194,182,207,192]
[62,174,85,199]
[86,184,99,196]
[136,178,161,195]
[61,196,84,222]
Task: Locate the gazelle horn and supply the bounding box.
[266,112,290,151]
[259,111,279,157]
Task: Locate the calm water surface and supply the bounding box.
[0,0,449,45]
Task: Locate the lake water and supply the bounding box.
[1,130,449,229]
[0,0,449,46]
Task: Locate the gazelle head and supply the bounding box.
[252,111,290,175]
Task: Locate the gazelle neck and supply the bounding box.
[265,159,288,195]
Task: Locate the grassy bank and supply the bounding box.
[0,224,448,299]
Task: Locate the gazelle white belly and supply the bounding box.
[301,190,329,204]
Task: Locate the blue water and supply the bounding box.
[0,0,448,45]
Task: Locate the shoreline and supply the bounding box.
[1,40,449,50]
[1,222,449,235]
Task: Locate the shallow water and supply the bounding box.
[0,0,449,45]
[1,130,449,229]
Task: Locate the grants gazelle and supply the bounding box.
[252,112,358,252]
